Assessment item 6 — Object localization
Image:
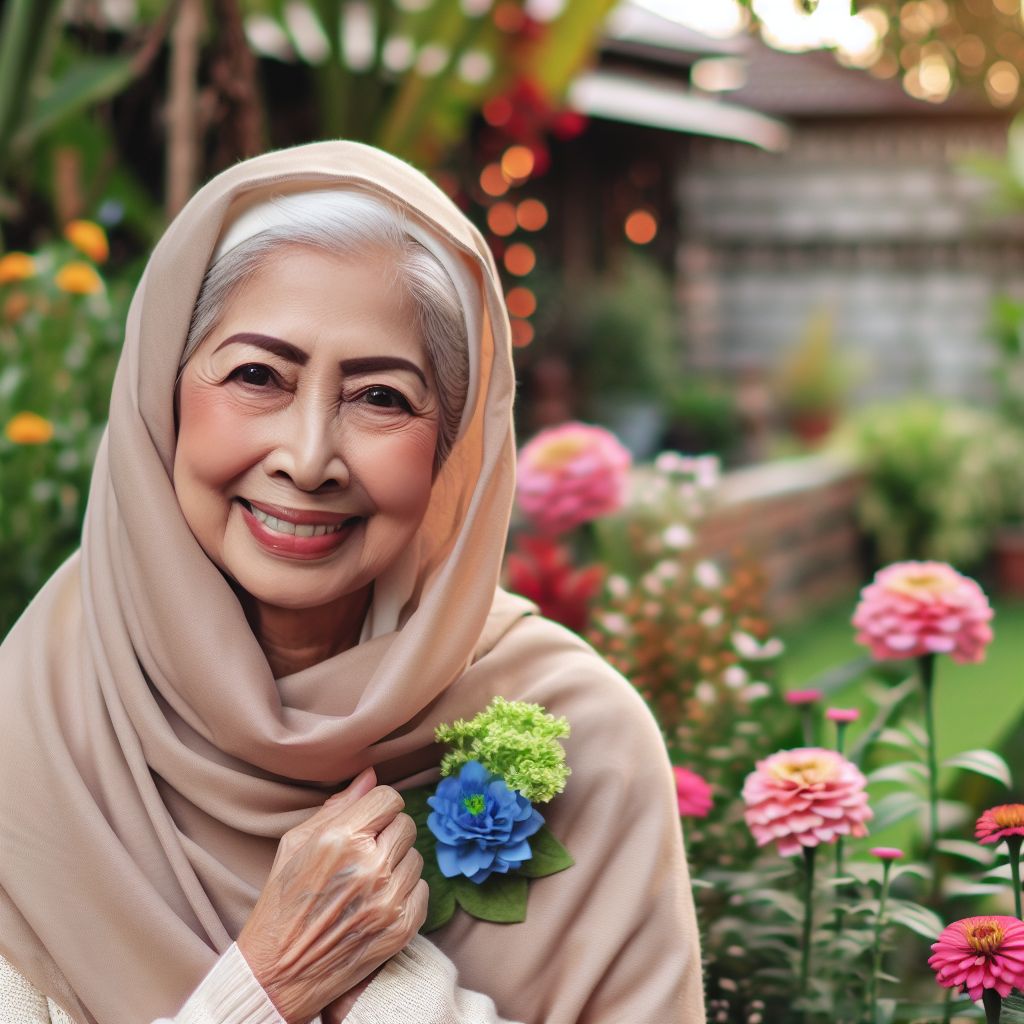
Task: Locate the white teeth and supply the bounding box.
[247,503,348,537]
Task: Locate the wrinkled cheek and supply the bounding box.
[174,387,263,491]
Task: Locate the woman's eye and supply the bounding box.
[230,364,275,387]
[362,386,411,412]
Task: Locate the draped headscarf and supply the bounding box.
[0,142,704,1024]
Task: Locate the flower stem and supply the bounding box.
[1008,835,1023,920]
[800,846,816,1005]
[868,859,893,1022]
[919,654,940,897]
[833,837,846,937]
[835,721,848,756]
[801,707,815,746]
[983,989,1002,1024]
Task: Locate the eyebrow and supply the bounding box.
[213,333,427,386]
[214,333,308,364]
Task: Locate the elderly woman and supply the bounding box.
[0,143,704,1024]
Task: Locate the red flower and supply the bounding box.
[504,535,603,634]
[976,804,1024,845]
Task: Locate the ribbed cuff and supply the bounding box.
[153,943,287,1024]
[344,936,515,1024]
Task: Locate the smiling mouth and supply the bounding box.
[236,499,363,538]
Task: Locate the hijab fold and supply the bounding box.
[0,142,703,1024]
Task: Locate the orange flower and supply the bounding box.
[0,252,36,284]
[55,261,103,295]
[4,412,54,445]
[3,291,30,322]
[64,220,109,263]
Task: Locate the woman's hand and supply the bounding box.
[237,767,428,1024]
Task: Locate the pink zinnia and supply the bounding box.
[870,847,904,861]
[852,561,993,664]
[975,804,1024,845]
[516,423,631,535]
[784,689,822,706]
[742,747,872,857]
[826,708,860,723]
[673,766,713,818]
[929,916,1024,1000]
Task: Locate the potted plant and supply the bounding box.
[773,307,852,445]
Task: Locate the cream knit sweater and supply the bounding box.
[0,938,517,1024]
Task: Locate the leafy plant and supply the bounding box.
[834,399,1024,567]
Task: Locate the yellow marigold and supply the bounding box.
[64,220,109,263]
[55,261,103,295]
[5,412,54,445]
[0,252,36,284]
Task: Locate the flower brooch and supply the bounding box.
[402,697,574,931]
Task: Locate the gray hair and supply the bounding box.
[180,193,469,466]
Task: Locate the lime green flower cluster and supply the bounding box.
[436,697,570,803]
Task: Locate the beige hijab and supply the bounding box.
[0,142,703,1024]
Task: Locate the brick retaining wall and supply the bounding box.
[699,454,864,624]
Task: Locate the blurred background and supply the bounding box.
[9,0,1024,630]
[8,1,1024,1014]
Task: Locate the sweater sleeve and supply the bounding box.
[151,944,288,1024]
[344,937,522,1024]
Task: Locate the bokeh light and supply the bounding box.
[504,243,536,276]
[516,199,549,231]
[487,202,518,236]
[506,287,537,318]
[986,59,1020,104]
[510,318,535,347]
[480,163,510,197]
[624,210,658,245]
[501,146,536,183]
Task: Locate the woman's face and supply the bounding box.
[173,246,440,613]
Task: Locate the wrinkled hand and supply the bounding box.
[237,768,428,1024]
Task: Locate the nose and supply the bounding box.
[262,403,350,493]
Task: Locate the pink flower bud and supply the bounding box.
[784,689,822,706]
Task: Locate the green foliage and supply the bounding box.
[436,697,570,803]
[834,398,1024,566]
[579,252,678,405]
[0,234,133,636]
[773,307,853,415]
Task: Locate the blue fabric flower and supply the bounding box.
[427,760,544,884]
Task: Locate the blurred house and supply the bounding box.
[563,3,1022,408]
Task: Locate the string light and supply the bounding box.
[516,199,548,231]
[487,202,518,236]
[624,210,658,245]
[510,318,535,347]
[501,146,535,183]
[480,164,509,197]
[506,287,537,318]
[504,243,536,276]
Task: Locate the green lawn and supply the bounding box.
[781,596,1024,763]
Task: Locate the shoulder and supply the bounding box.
[478,610,667,785]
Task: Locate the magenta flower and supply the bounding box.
[673,766,712,819]
[929,916,1024,1000]
[976,804,1024,845]
[742,747,872,857]
[784,689,822,706]
[516,422,631,535]
[852,561,993,664]
[870,847,904,861]
[826,708,860,723]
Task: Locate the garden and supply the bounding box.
[9,1,1024,1021]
